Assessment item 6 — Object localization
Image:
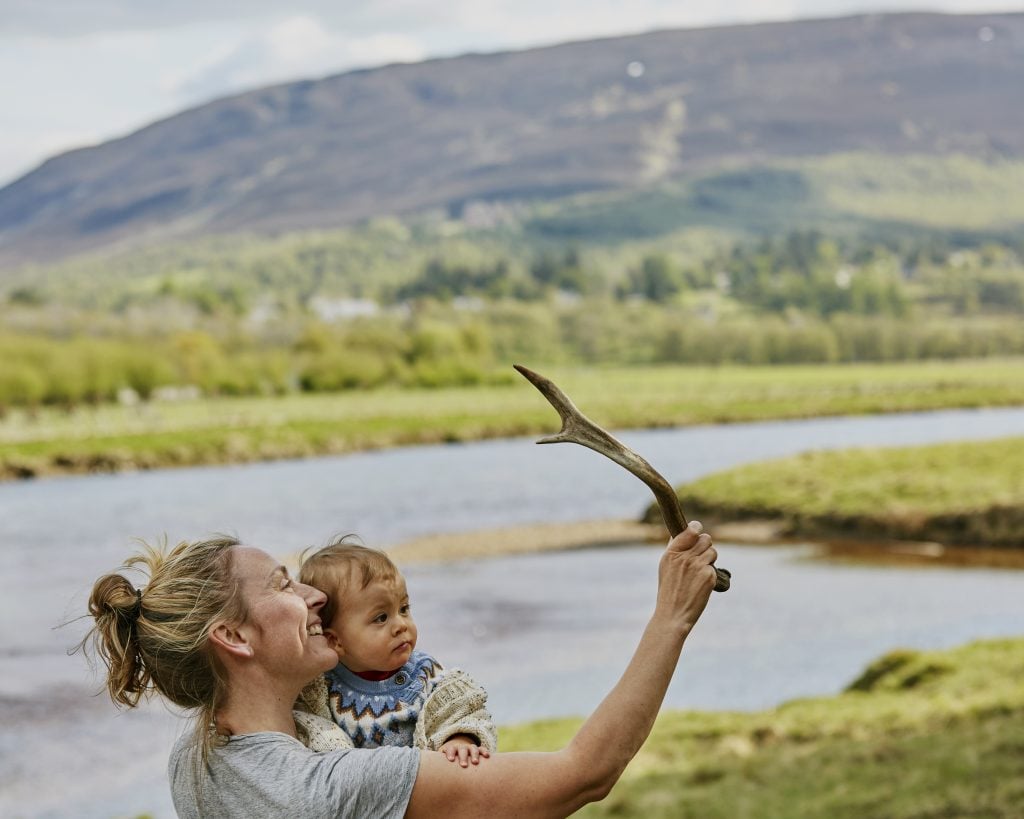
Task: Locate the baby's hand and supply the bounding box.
[439,734,489,767]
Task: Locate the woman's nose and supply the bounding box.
[298,581,326,610]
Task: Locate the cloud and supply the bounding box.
[162,16,427,104]
[0,1,310,36]
[3,0,1020,40]
[0,0,464,38]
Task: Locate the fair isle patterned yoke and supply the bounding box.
[326,650,443,748]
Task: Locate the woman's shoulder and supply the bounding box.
[168,730,303,775]
[169,730,421,818]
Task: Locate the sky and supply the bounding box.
[1,1,1020,187]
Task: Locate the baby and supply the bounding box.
[295,538,497,766]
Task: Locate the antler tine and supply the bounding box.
[514,364,730,593]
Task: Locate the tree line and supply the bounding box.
[4,307,1024,412]
[3,232,1023,411]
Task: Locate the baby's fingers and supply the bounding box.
[457,746,471,768]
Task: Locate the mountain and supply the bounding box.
[1,11,1022,266]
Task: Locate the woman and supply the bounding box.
[83,522,718,817]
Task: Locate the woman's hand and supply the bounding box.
[656,521,718,635]
[439,734,489,767]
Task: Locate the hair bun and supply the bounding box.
[91,574,143,623]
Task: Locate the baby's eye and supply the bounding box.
[373,613,388,624]
[400,604,411,615]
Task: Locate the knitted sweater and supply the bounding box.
[295,649,497,754]
[327,651,440,748]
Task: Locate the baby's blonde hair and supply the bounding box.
[298,535,398,627]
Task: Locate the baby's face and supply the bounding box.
[324,574,417,673]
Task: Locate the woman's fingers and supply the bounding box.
[666,520,702,552]
[667,523,714,557]
[657,520,719,630]
[693,534,714,557]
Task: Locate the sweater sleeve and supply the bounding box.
[413,667,499,753]
[294,675,353,752]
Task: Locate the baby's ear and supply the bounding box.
[324,627,343,655]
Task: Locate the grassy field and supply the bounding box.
[658,435,1024,547]
[4,359,1024,480]
[527,153,1024,243]
[500,638,1024,818]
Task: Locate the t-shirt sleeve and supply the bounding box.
[170,732,421,819]
[300,743,420,818]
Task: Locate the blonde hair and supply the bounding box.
[298,535,398,627]
[78,535,246,759]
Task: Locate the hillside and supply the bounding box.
[1,11,1022,264]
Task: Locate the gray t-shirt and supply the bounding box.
[169,730,420,818]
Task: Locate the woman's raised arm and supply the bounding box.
[405,521,718,818]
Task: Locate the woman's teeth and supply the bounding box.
[307,624,323,636]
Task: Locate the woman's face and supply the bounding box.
[232,546,338,682]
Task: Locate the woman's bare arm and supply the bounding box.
[405,522,718,818]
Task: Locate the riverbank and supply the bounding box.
[387,519,665,563]
[383,517,1024,570]
[4,358,1024,481]
[655,435,1024,549]
[500,637,1024,818]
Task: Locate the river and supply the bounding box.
[2,407,1024,818]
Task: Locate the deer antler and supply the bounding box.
[515,364,730,593]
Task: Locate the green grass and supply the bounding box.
[663,435,1024,546]
[4,358,1024,480]
[526,152,1024,245]
[500,638,1024,818]
[809,153,1024,231]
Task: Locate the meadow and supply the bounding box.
[4,358,1024,480]
[664,434,1024,547]
[501,637,1024,818]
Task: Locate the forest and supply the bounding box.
[2,229,1024,411]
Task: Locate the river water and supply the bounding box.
[2,407,1024,818]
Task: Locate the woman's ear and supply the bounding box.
[210,621,254,660]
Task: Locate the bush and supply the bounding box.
[0,362,46,408]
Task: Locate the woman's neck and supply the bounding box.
[216,674,301,738]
